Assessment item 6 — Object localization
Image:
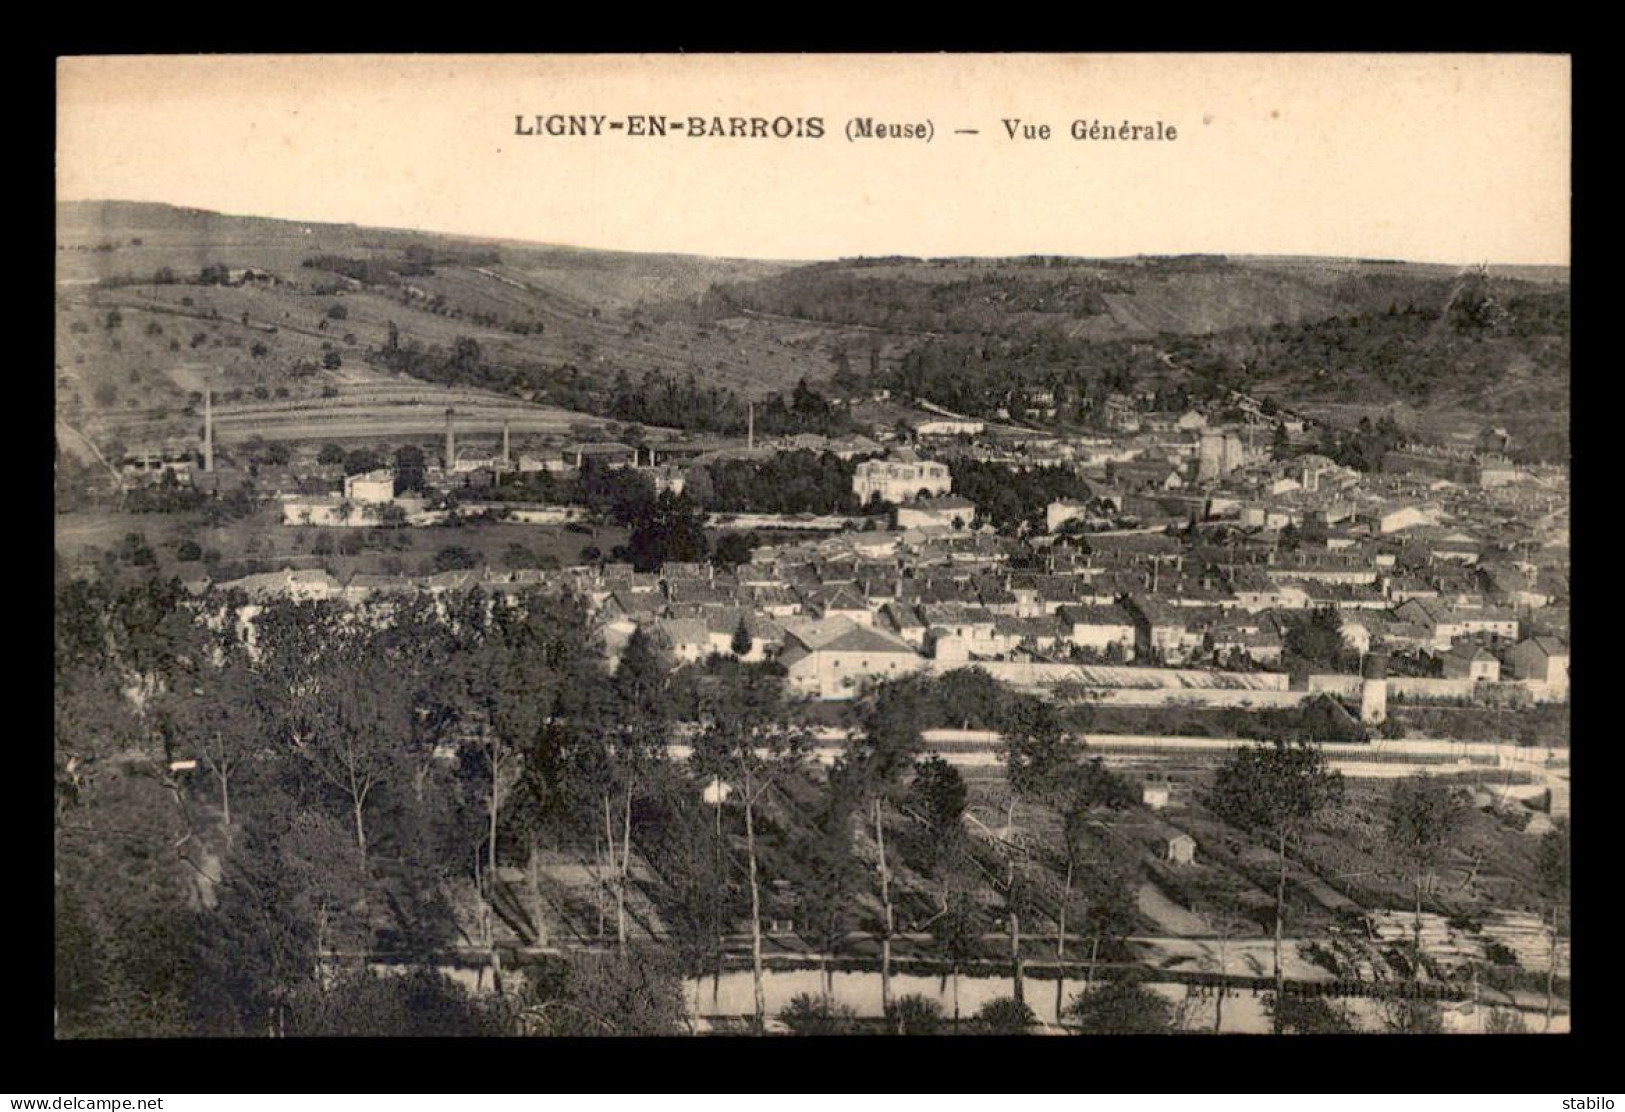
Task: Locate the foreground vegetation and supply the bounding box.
[55,562,1568,1036]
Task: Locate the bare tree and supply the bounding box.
[1385,774,1470,980]
[1536,819,1569,1032]
[299,656,411,869]
[841,678,928,1021]
[172,660,266,850]
[998,695,1079,1005]
[1208,740,1344,1032]
[691,667,811,1032]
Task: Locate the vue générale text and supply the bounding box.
[511,115,1181,143]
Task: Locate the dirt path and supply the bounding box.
[55,419,123,485]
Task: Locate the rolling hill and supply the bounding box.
[55,201,1570,462]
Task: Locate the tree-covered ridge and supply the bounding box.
[871,279,1568,460]
[691,267,1134,333]
[1234,287,1570,405]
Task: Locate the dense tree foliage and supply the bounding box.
[949,459,1094,533]
[1282,607,1359,673]
[54,572,670,1037]
[622,492,710,572]
[697,451,865,515]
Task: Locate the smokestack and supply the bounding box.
[502,421,511,468]
[203,387,213,473]
[748,401,755,450]
[445,409,456,470]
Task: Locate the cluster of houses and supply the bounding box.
[154,386,1569,707]
[195,467,1569,703]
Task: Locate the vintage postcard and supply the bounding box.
[53,53,1570,1040]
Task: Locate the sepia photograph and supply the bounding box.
[52,53,1571,1041]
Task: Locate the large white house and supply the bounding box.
[852,454,952,505]
[778,617,926,699]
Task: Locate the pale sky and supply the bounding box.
[57,53,1571,266]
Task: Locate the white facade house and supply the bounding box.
[1047,499,1090,533]
[343,469,396,505]
[896,496,978,530]
[778,618,926,699]
[853,458,953,505]
[1511,636,1569,696]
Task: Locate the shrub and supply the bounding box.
[972,997,1037,1035]
[778,993,858,1036]
[1064,980,1175,1034]
[885,994,943,1036]
[1267,992,1358,1034]
[116,532,155,567]
[432,545,480,573]
[503,543,541,570]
